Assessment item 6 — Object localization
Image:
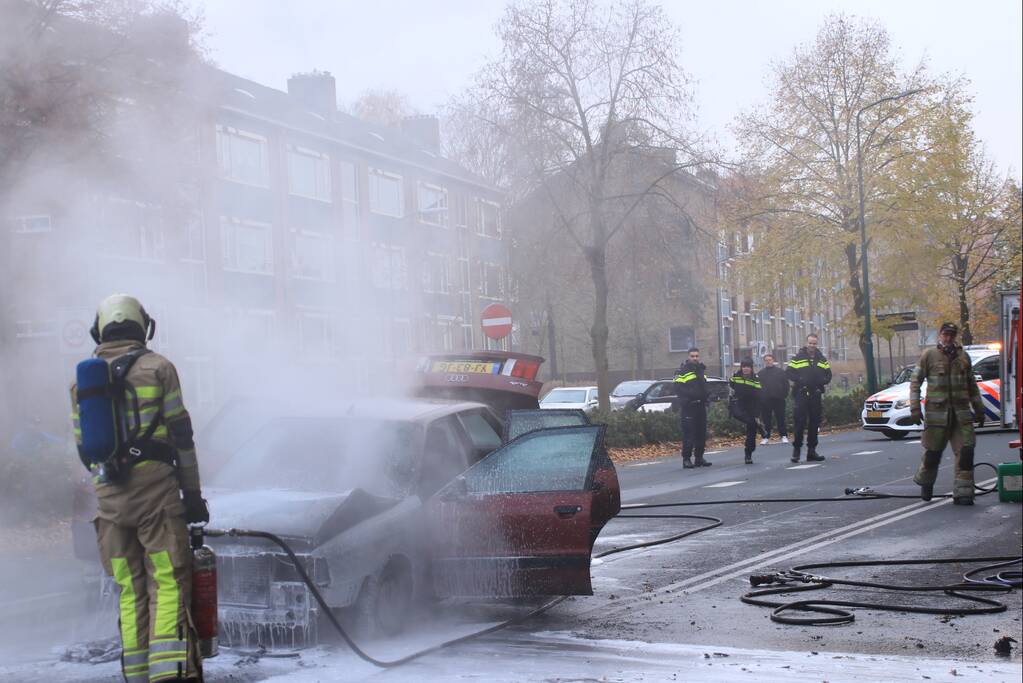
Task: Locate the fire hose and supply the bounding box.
[200,467,1016,669]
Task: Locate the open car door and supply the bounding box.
[426,425,614,598]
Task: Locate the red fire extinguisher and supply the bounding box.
[190,526,219,659]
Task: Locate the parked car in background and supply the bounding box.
[624,377,729,413]
[540,386,600,413]
[609,380,656,410]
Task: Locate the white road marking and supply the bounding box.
[906,439,921,444]
[626,460,664,467]
[703,480,745,488]
[786,463,821,470]
[852,450,882,455]
[670,477,998,596]
[703,450,724,455]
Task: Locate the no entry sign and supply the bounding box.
[480,303,512,340]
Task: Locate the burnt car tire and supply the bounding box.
[354,558,414,637]
[881,429,908,440]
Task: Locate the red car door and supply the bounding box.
[426,425,612,598]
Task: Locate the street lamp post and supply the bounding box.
[855,87,924,395]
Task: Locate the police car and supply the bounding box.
[861,344,1003,440]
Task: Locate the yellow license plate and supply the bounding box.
[431,361,497,374]
[867,410,884,418]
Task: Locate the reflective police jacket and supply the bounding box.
[729,370,762,414]
[785,348,832,393]
[673,360,709,405]
[70,339,201,494]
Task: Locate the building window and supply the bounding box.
[454,195,469,227]
[665,270,689,299]
[101,200,165,262]
[462,323,474,350]
[287,146,331,201]
[182,356,215,413]
[290,230,334,281]
[417,183,448,226]
[668,325,695,353]
[423,252,451,293]
[220,217,273,275]
[340,160,360,238]
[480,262,503,298]
[371,243,407,290]
[216,126,269,187]
[9,215,52,234]
[477,199,500,237]
[298,311,333,357]
[184,214,206,262]
[368,168,404,217]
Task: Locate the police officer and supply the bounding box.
[910,322,985,504]
[71,294,208,683]
[673,347,712,468]
[729,358,765,464]
[786,333,831,463]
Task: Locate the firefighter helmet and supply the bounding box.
[90,294,155,343]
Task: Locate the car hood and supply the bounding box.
[866,381,913,403]
[207,487,400,543]
[540,402,589,410]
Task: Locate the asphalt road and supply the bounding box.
[2,428,1020,682]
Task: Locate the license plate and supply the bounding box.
[867,410,884,418]
[430,361,497,374]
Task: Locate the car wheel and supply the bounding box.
[881,429,908,440]
[354,558,414,637]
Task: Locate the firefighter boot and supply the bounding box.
[695,451,712,467]
[913,450,943,501]
[790,445,800,463]
[953,446,975,505]
[683,456,695,469]
[806,448,825,462]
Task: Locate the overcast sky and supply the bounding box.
[195,0,1022,177]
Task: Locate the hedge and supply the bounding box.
[591,386,868,449]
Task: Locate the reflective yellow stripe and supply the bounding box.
[134,385,163,399]
[149,551,179,637]
[110,558,138,650]
[788,360,809,368]
[152,425,168,440]
[818,362,831,369]
[674,372,696,383]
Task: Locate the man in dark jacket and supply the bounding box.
[673,347,712,469]
[786,334,832,463]
[729,358,765,464]
[758,353,789,444]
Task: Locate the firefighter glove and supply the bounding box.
[183,491,210,524]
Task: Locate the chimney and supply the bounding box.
[401,115,441,154]
[287,72,337,118]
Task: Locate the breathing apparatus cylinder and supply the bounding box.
[190,527,219,658]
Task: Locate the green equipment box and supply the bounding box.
[997,462,1022,503]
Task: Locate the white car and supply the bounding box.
[540,386,599,412]
[861,345,1003,440]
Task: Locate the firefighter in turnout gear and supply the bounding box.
[70,294,208,683]
[910,322,984,504]
[674,347,712,468]
[786,333,831,463]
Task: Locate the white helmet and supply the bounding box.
[91,294,155,343]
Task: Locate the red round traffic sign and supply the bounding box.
[481,303,512,340]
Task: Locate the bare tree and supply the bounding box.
[344,88,418,128]
[460,0,703,408]
[731,14,935,366]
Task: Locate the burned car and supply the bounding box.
[207,353,621,646]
